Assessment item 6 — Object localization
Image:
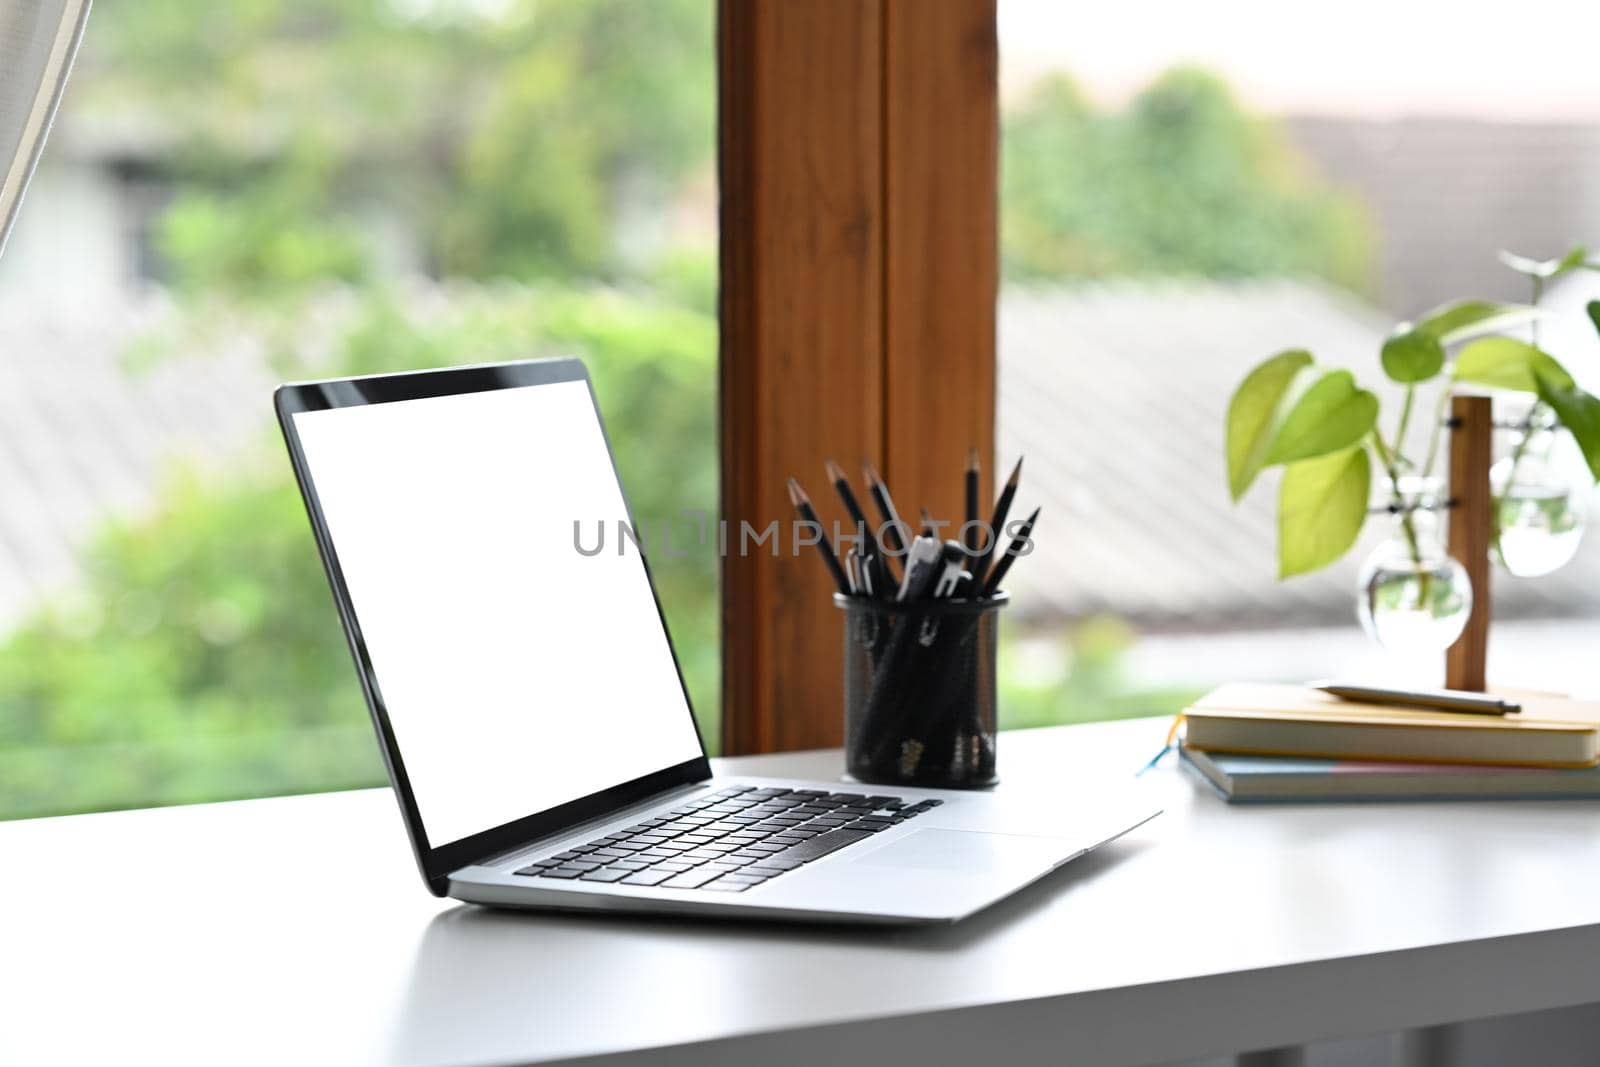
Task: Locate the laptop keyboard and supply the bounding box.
[513,785,941,893]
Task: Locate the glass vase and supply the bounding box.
[1356,477,1473,654]
[1491,403,1589,578]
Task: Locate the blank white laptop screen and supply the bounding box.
[292,380,703,847]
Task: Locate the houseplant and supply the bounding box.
[1225,247,1600,652]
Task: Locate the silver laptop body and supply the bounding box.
[276,359,1158,925]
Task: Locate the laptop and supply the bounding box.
[275,358,1159,924]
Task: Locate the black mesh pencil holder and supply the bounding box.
[835,592,1006,789]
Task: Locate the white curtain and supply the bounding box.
[0,0,90,255]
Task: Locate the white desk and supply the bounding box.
[7,716,1600,1066]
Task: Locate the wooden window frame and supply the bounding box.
[718,0,999,753]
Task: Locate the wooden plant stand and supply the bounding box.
[1445,395,1492,691]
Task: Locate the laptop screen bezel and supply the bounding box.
[274,358,712,896]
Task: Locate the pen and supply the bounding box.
[971,456,1022,589]
[1313,682,1521,716]
[863,552,890,601]
[979,505,1039,597]
[920,507,938,540]
[880,543,974,770]
[917,544,971,645]
[843,547,862,597]
[786,477,852,596]
[933,542,969,601]
[896,536,945,602]
[860,537,946,760]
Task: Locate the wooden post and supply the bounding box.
[718,0,887,756]
[718,0,999,754]
[1445,395,1492,691]
[883,0,998,526]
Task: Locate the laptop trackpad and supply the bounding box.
[848,828,1064,873]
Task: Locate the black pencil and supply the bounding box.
[970,456,1022,589]
[979,505,1040,597]
[964,447,980,556]
[863,461,907,557]
[787,477,851,595]
[825,458,875,558]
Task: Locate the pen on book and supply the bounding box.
[971,456,1022,589]
[1313,682,1521,716]
[979,505,1039,597]
[964,447,981,557]
[786,477,851,596]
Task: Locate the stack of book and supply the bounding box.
[1179,683,1600,803]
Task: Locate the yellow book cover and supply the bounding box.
[1183,683,1600,768]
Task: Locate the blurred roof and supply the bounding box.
[998,277,1600,630]
[1287,117,1600,316]
[0,297,272,630]
[1,279,1597,639]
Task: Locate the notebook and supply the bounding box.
[1181,745,1600,803]
[1183,683,1600,769]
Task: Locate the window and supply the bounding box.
[996,0,1600,728]
[0,0,719,819]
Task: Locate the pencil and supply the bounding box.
[787,477,851,595]
[964,447,980,556]
[825,458,876,558]
[863,461,907,556]
[970,455,1022,589]
[979,506,1040,597]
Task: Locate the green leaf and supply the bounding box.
[1226,349,1314,501]
[1411,300,1541,346]
[1498,245,1589,280]
[1454,338,1574,393]
[1380,327,1445,383]
[1278,447,1372,578]
[1587,301,1600,338]
[1265,369,1380,465]
[1534,369,1600,483]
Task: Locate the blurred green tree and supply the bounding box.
[81,0,715,289]
[0,0,723,817]
[1003,68,1375,291]
[0,285,719,817]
